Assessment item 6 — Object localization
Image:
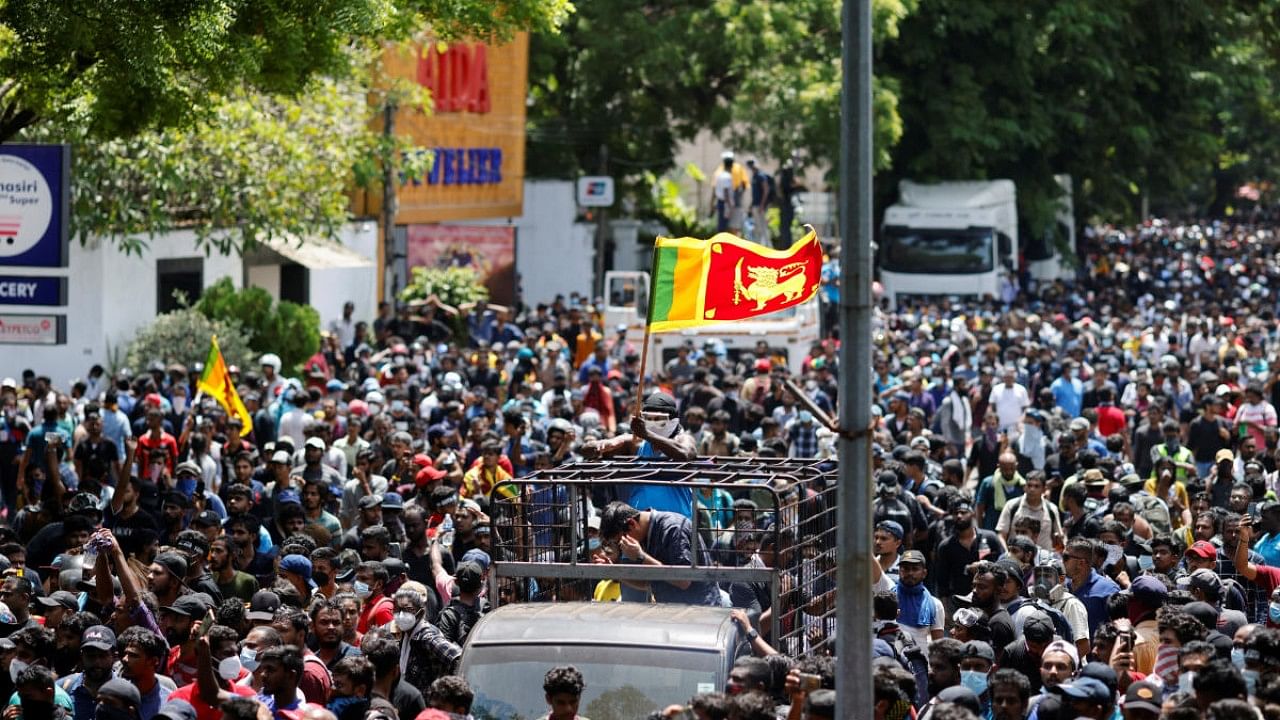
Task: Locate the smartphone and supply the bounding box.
[797,673,822,692]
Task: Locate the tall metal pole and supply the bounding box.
[594,144,609,301]
[836,0,874,715]
[382,101,400,303]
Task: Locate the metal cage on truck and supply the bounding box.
[484,458,840,656]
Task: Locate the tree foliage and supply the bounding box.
[195,278,320,375]
[0,0,573,142]
[125,307,253,376]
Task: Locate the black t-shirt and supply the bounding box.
[103,504,161,558]
[74,438,118,482]
[932,529,1005,597]
[1187,415,1230,463]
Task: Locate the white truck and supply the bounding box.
[879,179,1018,308]
[878,178,1075,308]
[603,270,821,370]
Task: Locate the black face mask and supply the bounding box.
[312,571,331,587]
[94,704,135,720]
[23,700,56,720]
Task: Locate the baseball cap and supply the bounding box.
[305,437,326,450]
[953,607,984,629]
[34,590,78,614]
[963,640,995,663]
[1054,677,1111,704]
[190,510,222,529]
[1023,612,1055,643]
[246,590,282,622]
[82,625,117,650]
[461,548,491,572]
[381,492,404,511]
[875,520,905,540]
[454,561,484,588]
[996,558,1026,586]
[153,552,188,581]
[270,450,291,465]
[154,700,198,720]
[358,494,383,510]
[1070,417,1090,432]
[175,460,202,478]
[162,594,212,618]
[1123,680,1161,714]
[1187,569,1222,598]
[99,678,143,709]
[279,554,317,589]
[1215,448,1235,463]
[1184,540,1217,559]
[1130,575,1169,603]
[276,489,302,507]
[1078,662,1118,696]
[936,686,981,715]
[899,550,926,565]
[174,533,209,557]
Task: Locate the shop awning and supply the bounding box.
[256,235,373,269]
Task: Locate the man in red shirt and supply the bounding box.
[169,627,256,720]
[1095,387,1127,439]
[1234,516,1280,619]
[137,407,179,476]
[355,561,395,633]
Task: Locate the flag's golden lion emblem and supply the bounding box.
[733,258,807,310]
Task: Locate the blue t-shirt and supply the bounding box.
[1254,532,1280,569]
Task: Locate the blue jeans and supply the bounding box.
[1195,461,1214,481]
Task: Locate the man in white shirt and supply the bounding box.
[988,367,1030,432]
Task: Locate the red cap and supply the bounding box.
[415,466,447,486]
[754,358,771,372]
[145,393,164,407]
[1185,540,1217,559]
[412,453,432,468]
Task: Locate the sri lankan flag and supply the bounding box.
[197,336,252,437]
[647,227,823,332]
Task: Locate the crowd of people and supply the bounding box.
[2,219,1280,720]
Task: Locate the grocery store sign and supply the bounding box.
[359,34,528,224]
[0,144,69,268]
[0,313,65,345]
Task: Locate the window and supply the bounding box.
[157,258,203,313]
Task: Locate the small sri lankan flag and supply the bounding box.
[646,226,824,332]
[197,335,253,437]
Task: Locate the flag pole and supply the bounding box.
[632,242,662,417]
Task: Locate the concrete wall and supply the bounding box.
[306,220,379,330]
[466,180,595,305]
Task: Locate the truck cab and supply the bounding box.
[879,179,1018,308]
[603,270,822,370]
[461,602,749,720]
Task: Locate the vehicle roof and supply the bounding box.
[898,179,1016,208]
[465,602,737,650]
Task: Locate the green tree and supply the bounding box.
[125,308,253,376]
[195,278,320,375]
[0,0,572,141]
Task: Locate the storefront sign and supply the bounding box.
[0,276,66,306]
[406,225,516,305]
[0,313,65,345]
[360,35,528,224]
[0,145,70,268]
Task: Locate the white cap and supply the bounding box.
[0,378,15,389]
[260,353,282,371]
[721,150,734,160]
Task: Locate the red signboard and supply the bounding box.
[417,42,491,114]
[406,225,516,305]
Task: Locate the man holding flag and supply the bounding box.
[198,336,253,438]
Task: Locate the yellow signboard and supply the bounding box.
[361,33,529,224]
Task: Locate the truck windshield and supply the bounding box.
[466,645,722,720]
[880,226,994,274]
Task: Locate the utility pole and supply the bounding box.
[836,0,874,716]
[594,144,609,301]
[382,101,400,303]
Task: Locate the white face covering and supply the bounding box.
[172,396,187,413]
[644,417,679,439]
[9,658,27,684]
[217,655,242,681]
[394,611,418,632]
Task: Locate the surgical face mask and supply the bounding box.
[9,658,28,684]
[238,647,259,672]
[394,611,418,631]
[588,538,602,552]
[172,396,187,413]
[354,580,373,600]
[391,400,406,413]
[644,417,679,439]
[960,669,988,697]
[1270,602,1280,624]
[217,654,242,681]
[1178,671,1195,694]
[1232,647,1246,667]
[1138,554,1154,571]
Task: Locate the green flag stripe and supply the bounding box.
[650,245,679,322]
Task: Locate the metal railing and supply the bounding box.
[484,458,840,655]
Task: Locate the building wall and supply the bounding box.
[1,223,377,387]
